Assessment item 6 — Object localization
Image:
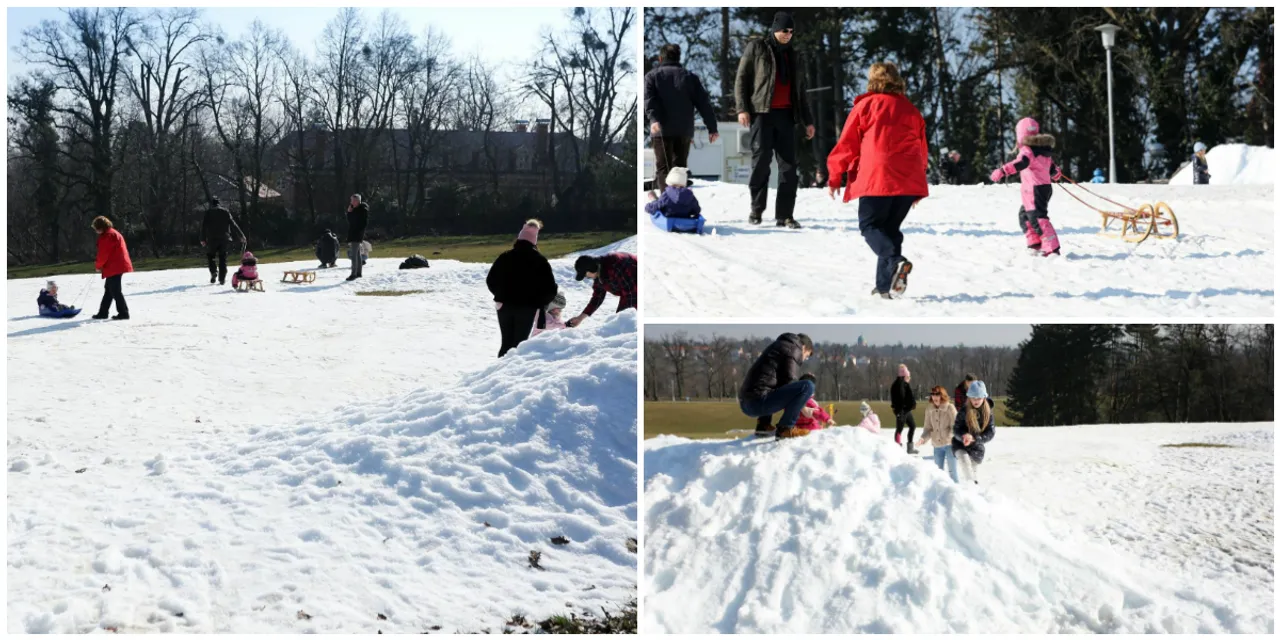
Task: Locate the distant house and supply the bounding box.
[271,119,597,212]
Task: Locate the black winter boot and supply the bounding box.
[748,211,763,225]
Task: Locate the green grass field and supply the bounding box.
[644,399,1016,439]
[7,230,631,280]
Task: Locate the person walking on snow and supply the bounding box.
[735,11,815,228]
[855,401,882,434]
[91,216,133,320]
[645,167,701,218]
[346,194,369,281]
[793,373,834,432]
[738,332,816,439]
[201,197,245,285]
[645,43,719,192]
[990,117,1063,257]
[826,62,929,299]
[891,363,918,453]
[486,219,558,357]
[953,380,996,485]
[566,253,637,327]
[1191,142,1211,185]
[917,385,959,482]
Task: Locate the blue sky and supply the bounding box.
[8,6,575,84]
[645,324,1033,347]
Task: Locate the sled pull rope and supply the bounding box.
[1056,173,1138,214]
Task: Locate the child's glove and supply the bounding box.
[989,168,1004,183]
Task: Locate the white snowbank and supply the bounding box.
[564,235,636,259]
[643,181,1273,317]
[1170,144,1275,185]
[7,255,637,633]
[643,424,1273,633]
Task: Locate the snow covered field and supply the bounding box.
[643,422,1273,633]
[643,182,1273,317]
[7,246,638,633]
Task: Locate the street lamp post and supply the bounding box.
[1096,24,1121,184]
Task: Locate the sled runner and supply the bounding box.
[235,278,265,292]
[1057,174,1179,244]
[39,307,81,319]
[281,270,317,284]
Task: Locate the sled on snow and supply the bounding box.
[235,278,265,292]
[650,211,706,235]
[39,306,82,319]
[1057,175,1179,244]
[281,270,317,284]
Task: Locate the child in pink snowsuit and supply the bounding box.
[990,117,1062,256]
[531,292,568,337]
[794,373,834,431]
[231,251,259,287]
[855,401,882,434]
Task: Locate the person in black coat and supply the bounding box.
[316,229,340,268]
[891,364,918,454]
[201,197,245,285]
[486,219,558,357]
[645,43,719,192]
[952,380,996,484]
[346,194,370,281]
[737,332,816,438]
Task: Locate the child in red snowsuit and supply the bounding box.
[794,373,834,431]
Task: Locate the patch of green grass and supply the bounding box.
[532,601,637,634]
[644,398,1017,439]
[354,289,426,297]
[1161,442,1236,449]
[7,230,630,280]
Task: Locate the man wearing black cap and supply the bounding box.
[734,11,815,228]
[738,332,816,438]
[565,252,637,328]
[645,43,720,192]
[200,197,245,285]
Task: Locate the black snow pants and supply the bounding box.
[652,136,692,192]
[206,240,229,282]
[97,275,129,317]
[497,305,538,358]
[858,195,915,292]
[748,109,799,221]
[895,411,917,445]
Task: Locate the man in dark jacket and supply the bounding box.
[346,194,369,281]
[567,253,637,327]
[645,43,719,192]
[316,229,340,268]
[738,332,815,438]
[486,220,558,357]
[891,364,918,453]
[201,197,245,285]
[941,150,971,185]
[734,11,815,228]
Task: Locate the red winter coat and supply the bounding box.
[95,228,134,279]
[826,92,930,202]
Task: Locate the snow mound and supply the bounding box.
[1170,144,1274,185]
[564,235,636,259]
[643,428,1270,634]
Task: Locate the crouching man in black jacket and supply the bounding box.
[738,332,816,439]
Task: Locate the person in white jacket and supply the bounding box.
[917,385,959,482]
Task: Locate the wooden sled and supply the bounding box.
[281,270,317,284]
[235,279,265,292]
[1098,202,1179,244]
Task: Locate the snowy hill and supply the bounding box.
[7,252,637,633]
[1170,143,1275,185]
[643,423,1273,633]
[643,182,1273,317]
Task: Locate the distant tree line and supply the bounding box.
[644,7,1273,185]
[8,7,636,266]
[1007,324,1274,426]
[643,333,1018,403]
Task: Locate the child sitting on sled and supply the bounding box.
[990,117,1063,257]
[230,251,259,288]
[854,401,882,434]
[793,373,835,432]
[531,292,568,337]
[37,280,79,318]
[645,167,702,219]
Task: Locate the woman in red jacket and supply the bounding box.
[826,62,930,299]
[91,216,134,320]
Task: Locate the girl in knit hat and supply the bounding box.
[231,251,259,289]
[854,401,881,434]
[486,219,557,357]
[890,363,918,453]
[990,117,1063,257]
[952,379,996,484]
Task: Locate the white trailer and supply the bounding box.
[643,121,780,189]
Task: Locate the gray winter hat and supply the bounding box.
[46,280,57,289]
[547,292,567,311]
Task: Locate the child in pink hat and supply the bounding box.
[990,117,1063,257]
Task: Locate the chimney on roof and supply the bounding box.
[534,119,549,158]
[513,119,530,133]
